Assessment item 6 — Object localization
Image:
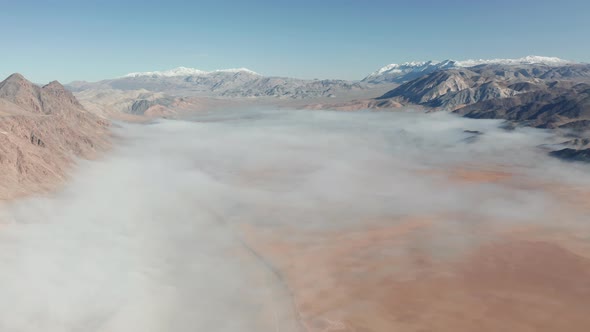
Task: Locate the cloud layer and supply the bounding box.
[0,109,588,331]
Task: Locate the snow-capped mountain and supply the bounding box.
[364,56,574,84]
[454,55,571,67]
[123,67,260,78]
[362,60,457,84]
[375,57,590,117]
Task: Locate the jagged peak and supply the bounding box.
[6,73,26,80]
[1,73,31,86]
[0,73,84,114]
[43,80,65,89]
[0,73,36,95]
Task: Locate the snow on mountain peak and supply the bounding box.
[365,56,573,83]
[363,60,457,82]
[372,61,438,75]
[455,55,571,67]
[123,67,260,78]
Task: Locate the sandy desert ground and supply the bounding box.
[0,109,589,331]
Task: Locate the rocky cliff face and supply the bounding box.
[0,73,110,199]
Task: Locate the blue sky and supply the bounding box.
[1,0,588,83]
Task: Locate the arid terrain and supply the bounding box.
[243,169,590,332]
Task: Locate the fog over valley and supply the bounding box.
[1,109,589,331]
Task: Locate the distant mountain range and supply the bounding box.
[68,68,365,100]
[64,56,590,154]
[362,56,573,84]
[122,67,260,78]
[68,56,580,102]
[67,66,372,117]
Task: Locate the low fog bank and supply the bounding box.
[0,109,588,331]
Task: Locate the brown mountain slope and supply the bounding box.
[375,64,590,111]
[454,82,590,129]
[0,73,110,200]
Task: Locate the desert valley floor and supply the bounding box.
[0,109,589,332]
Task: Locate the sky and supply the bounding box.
[0,0,589,83]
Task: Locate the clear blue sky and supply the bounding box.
[1,0,588,83]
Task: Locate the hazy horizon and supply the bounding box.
[1,0,589,83]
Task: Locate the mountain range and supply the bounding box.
[373,62,590,129]
[63,55,590,161]
[69,56,583,117]
[362,56,572,84]
[66,56,590,130]
[68,68,365,99]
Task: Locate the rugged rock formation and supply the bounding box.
[0,73,110,199]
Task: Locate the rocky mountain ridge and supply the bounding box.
[0,73,110,199]
[377,63,590,109]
